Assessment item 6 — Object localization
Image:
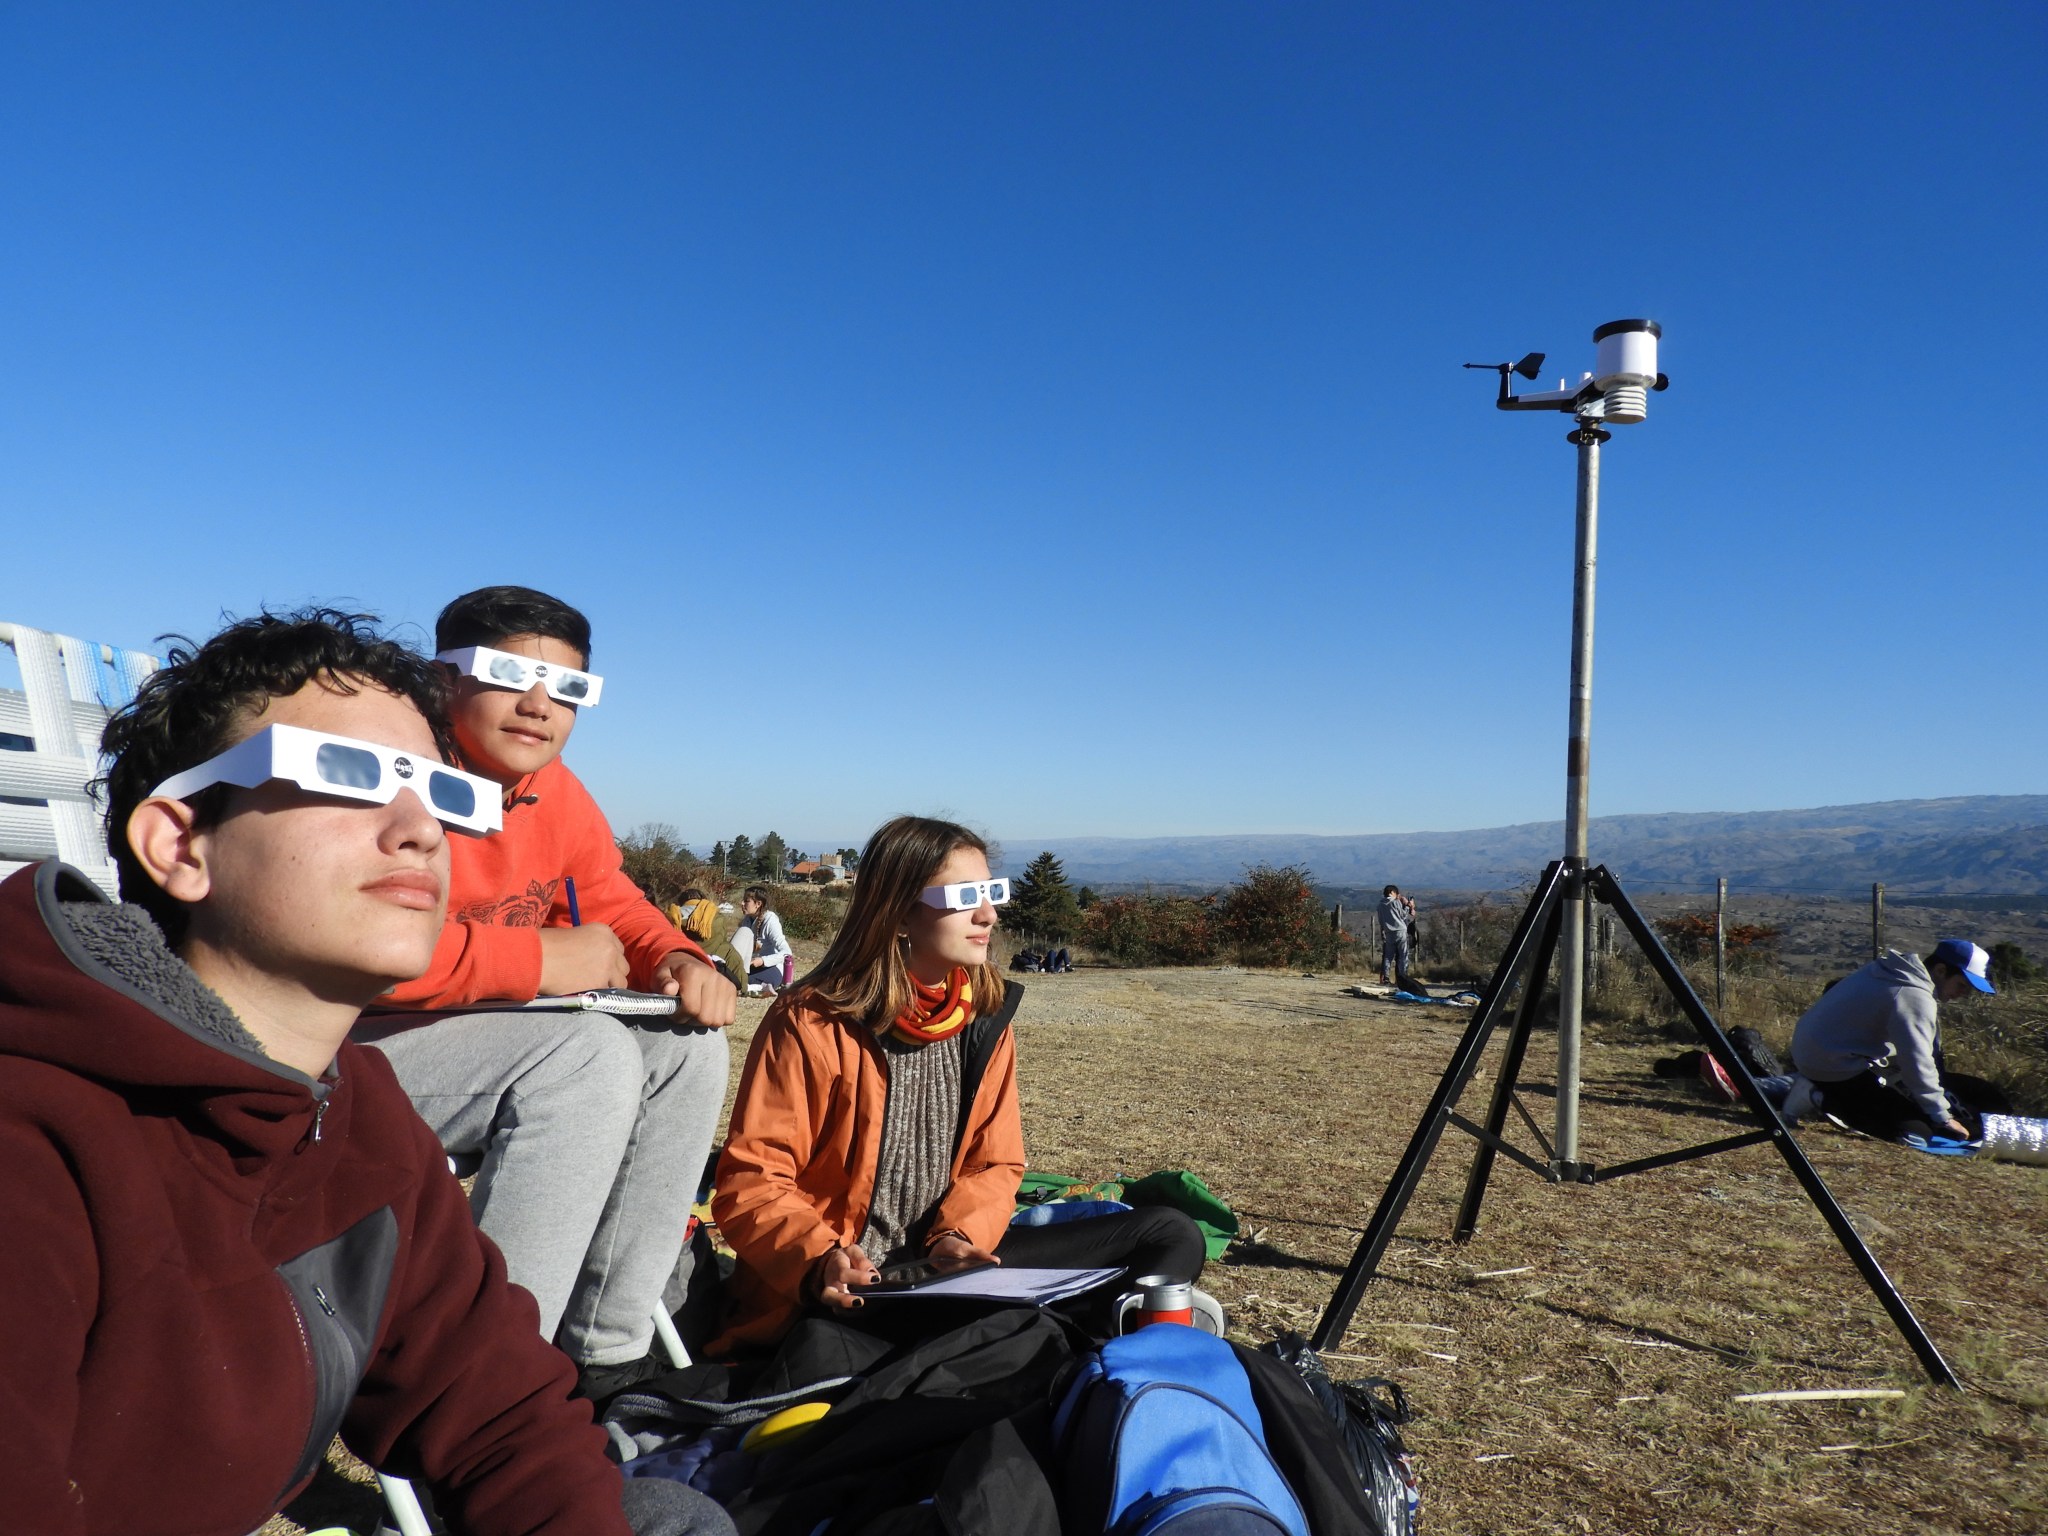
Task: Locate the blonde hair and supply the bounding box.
[796,815,1005,1029]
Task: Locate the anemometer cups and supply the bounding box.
[1592,318,1662,423]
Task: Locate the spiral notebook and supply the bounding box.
[475,989,681,1017]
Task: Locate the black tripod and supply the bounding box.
[1311,859,1959,1388]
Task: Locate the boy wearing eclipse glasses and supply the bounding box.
[357,584,734,1405]
[0,609,728,1535]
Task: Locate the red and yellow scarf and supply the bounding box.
[890,967,974,1045]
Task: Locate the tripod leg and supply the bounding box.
[1454,898,1566,1240]
[1312,864,1568,1352]
[1593,870,1961,1389]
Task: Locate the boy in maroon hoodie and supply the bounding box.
[0,610,729,1536]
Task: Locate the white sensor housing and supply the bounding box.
[1592,318,1660,423]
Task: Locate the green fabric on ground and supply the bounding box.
[1019,1167,1238,1260]
[1017,1170,1126,1207]
[1121,1169,1239,1260]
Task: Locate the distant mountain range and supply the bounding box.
[1024,796,2048,897]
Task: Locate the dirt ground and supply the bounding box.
[279,958,2047,1536]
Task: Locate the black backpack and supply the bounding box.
[1256,1335,1419,1536]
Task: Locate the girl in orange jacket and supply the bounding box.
[709,815,1204,1354]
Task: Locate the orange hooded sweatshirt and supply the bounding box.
[379,757,705,1008]
[709,986,1026,1355]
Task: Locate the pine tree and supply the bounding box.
[726,835,755,880]
[709,840,728,873]
[756,832,787,881]
[836,846,861,871]
[1010,851,1081,941]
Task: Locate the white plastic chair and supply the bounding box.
[0,621,160,898]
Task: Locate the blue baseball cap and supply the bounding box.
[1930,938,1996,993]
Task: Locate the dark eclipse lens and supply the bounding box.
[428,771,479,818]
[314,741,383,790]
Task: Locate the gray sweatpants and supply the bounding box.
[357,1009,729,1366]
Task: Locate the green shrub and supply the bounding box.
[617,823,709,906]
[1218,864,1339,968]
[771,886,849,943]
[1080,893,1221,966]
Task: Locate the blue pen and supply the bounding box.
[564,876,581,927]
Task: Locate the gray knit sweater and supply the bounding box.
[856,1030,964,1267]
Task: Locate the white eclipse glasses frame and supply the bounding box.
[918,877,1012,911]
[150,722,503,835]
[437,645,604,707]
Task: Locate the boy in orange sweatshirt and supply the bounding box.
[358,586,735,1402]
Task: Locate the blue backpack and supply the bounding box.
[1052,1325,1312,1536]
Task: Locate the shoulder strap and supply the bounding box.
[954,981,1022,1161]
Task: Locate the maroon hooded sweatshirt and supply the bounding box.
[0,861,633,1536]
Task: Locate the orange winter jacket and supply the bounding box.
[710,983,1027,1354]
[379,757,705,1008]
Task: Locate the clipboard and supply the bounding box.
[851,1264,1123,1305]
[853,1258,1001,1295]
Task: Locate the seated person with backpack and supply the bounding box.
[355,585,735,1404]
[0,609,726,1535]
[710,815,1207,1355]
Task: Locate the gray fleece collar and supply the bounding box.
[55,900,271,1058]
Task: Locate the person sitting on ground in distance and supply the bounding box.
[0,609,728,1536]
[709,815,1206,1355]
[1011,945,1044,973]
[738,884,794,995]
[355,585,735,1405]
[669,885,720,948]
[1048,945,1073,973]
[1777,939,1994,1140]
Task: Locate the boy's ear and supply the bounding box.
[127,797,214,907]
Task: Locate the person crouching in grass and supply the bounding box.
[708,814,1206,1355]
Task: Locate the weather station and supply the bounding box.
[1311,321,1961,1388]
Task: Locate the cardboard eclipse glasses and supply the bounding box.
[918,877,1012,911]
[437,645,604,707]
[150,722,503,835]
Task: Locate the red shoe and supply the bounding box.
[1698,1054,1740,1103]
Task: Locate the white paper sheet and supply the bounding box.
[862,1265,1124,1305]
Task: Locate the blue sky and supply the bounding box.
[3,3,2043,859]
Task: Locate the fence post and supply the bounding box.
[1715,876,1727,1013]
[1872,882,1885,959]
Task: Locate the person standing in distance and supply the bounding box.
[1377,884,1416,986]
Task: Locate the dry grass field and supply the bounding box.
[278,947,2048,1535]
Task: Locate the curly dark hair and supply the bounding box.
[97,608,453,941]
[435,585,592,664]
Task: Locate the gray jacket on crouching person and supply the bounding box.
[1791,949,1948,1121]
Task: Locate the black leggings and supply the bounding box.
[1819,1069,1971,1140]
[994,1205,1208,1284]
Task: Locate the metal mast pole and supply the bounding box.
[1555,416,1608,1172]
